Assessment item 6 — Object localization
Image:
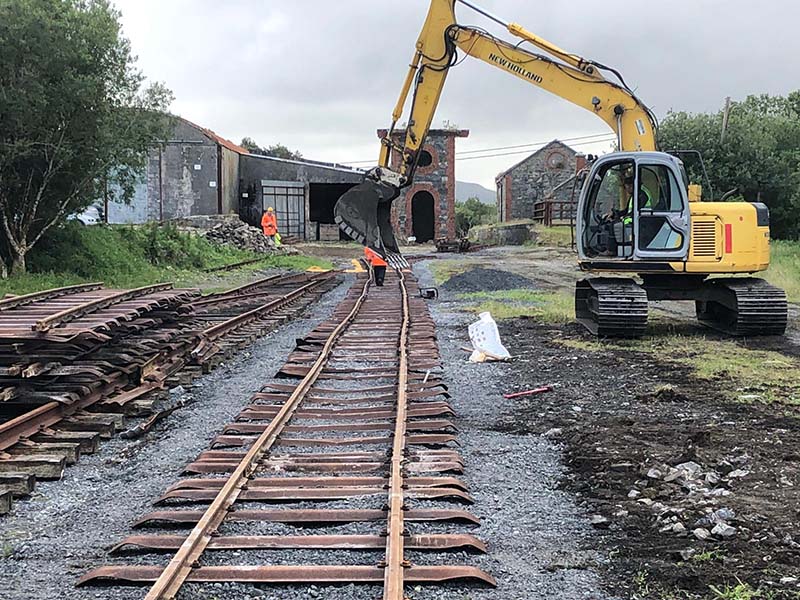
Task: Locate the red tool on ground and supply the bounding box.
[503,385,553,399]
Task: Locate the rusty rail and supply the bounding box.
[202,257,264,273]
[0,282,104,313]
[33,283,175,332]
[147,274,369,599]
[0,274,338,514]
[78,269,494,597]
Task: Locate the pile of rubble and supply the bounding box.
[203,219,278,253]
[172,215,297,254]
[622,455,759,549]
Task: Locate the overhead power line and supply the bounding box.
[457,136,616,161]
[341,131,616,165]
[456,132,615,155]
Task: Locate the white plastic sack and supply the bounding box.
[468,311,511,363]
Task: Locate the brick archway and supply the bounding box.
[403,182,439,239]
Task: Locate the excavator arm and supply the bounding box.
[334,0,658,256]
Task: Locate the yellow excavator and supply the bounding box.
[335,0,788,337]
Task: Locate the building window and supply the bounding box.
[418,150,433,167]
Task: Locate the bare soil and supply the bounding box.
[493,317,800,599]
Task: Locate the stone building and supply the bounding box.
[107,117,364,241]
[107,117,246,223]
[495,140,585,222]
[238,154,362,241]
[378,128,469,243]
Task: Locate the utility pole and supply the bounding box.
[720,96,732,144]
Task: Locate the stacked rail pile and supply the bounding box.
[0,272,338,515]
[80,269,494,599]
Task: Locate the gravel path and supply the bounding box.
[414,260,617,600]
[0,276,353,600]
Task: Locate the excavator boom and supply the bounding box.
[334,0,657,254]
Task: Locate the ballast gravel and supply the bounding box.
[0,263,619,600]
[0,277,352,600]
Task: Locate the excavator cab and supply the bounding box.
[577,152,691,264]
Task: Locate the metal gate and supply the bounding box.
[261,180,306,238]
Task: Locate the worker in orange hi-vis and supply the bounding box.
[261,207,278,246]
[364,246,388,286]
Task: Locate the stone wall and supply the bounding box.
[379,128,468,242]
[496,140,579,221]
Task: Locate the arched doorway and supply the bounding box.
[411,191,435,243]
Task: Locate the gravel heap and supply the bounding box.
[441,267,535,294]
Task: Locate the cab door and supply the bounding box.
[634,161,690,260]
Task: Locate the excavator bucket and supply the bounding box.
[334,179,400,255]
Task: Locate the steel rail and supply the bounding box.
[0,283,104,313]
[195,277,331,346]
[384,267,410,599]
[202,257,264,273]
[0,277,332,451]
[144,272,373,599]
[33,283,175,332]
[198,271,326,304]
[195,275,285,302]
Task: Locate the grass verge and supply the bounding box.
[765,239,800,303]
[428,260,474,285]
[458,288,573,322]
[532,225,574,248]
[0,223,332,296]
[557,331,800,407]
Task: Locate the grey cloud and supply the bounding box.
[117,0,800,187]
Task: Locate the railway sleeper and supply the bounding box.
[31,429,101,453]
[0,471,36,497]
[7,441,81,465]
[0,453,66,479]
[0,487,11,515]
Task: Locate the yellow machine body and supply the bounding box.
[334,0,787,336]
[578,202,771,274]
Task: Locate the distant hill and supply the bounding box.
[456,181,495,205]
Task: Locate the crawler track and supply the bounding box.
[0,273,338,514]
[79,269,495,598]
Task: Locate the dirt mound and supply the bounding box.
[442,267,535,294]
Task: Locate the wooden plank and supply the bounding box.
[0,487,12,515]
[0,454,66,479]
[0,472,35,497]
[8,442,81,465]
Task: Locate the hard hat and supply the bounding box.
[267,206,274,212]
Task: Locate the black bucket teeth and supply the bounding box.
[334,179,401,255]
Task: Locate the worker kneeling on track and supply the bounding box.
[364,246,388,286]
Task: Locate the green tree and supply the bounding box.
[455,197,497,235]
[0,0,173,275]
[658,91,800,239]
[240,137,303,161]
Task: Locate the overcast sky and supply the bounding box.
[116,0,800,189]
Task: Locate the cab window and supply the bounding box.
[638,165,683,212]
[637,164,685,251]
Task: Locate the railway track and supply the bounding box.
[79,268,495,598]
[0,272,339,515]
